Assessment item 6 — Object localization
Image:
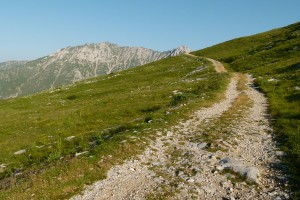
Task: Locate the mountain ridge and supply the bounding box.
[0,42,191,99]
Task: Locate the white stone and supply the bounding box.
[275,151,285,157]
[75,151,89,157]
[65,136,76,141]
[197,142,208,149]
[14,149,26,155]
[219,158,260,184]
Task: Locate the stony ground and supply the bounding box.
[71,60,290,200]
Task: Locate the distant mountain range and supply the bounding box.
[0,42,191,99]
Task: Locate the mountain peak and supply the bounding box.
[0,43,191,99]
[169,45,191,56]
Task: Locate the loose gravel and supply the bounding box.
[71,65,289,200]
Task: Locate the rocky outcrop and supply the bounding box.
[0,43,191,99]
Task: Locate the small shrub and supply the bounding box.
[141,105,161,113]
[101,124,132,141]
[169,94,187,106]
[144,116,152,123]
[66,94,77,100]
[47,151,61,162]
[109,125,128,135]
[88,135,102,148]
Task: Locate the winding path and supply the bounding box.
[71,59,289,200]
[185,53,227,73]
[206,58,227,73]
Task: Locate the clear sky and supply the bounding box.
[0,0,299,62]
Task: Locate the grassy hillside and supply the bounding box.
[0,43,189,99]
[192,22,300,191]
[0,55,228,199]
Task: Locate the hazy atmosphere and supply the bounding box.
[0,0,299,62]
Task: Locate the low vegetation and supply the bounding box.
[0,55,229,199]
[192,22,300,195]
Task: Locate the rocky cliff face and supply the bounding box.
[0,42,191,99]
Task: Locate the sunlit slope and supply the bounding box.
[193,22,300,188]
[0,54,228,199]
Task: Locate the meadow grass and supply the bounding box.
[0,55,229,199]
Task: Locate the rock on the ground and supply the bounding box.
[14,149,26,155]
[275,151,285,157]
[197,142,208,149]
[219,158,260,184]
[75,151,89,157]
[65,135,76,141]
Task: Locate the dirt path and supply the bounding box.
[186,53,227,73]
[71,61,289,200]
[206,58,227,73]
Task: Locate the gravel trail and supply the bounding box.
[71,61,289,200]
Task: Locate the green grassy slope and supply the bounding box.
[0,55,228,199]
[192,22,300,191]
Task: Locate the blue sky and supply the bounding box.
[0,0,299,62]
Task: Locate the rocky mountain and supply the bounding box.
[0,42,191,99]
[0,61,28,70]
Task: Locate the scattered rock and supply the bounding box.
[14,149,26,155]
[0,164,6,172]
[220,181,231,188]
[208,154,217,160]
[172,90,182,95]
[224,173,235,179]
[222,141,232,147]
[275,151,285,157]
[65,135,76,141]
[130,168,135,172]
[14,172,23,177]
[268,78,279,82]
[75,151,89,157]
[152,162,161,166]
[166,131,173,137]
[197,142,208,149]
[202,186,215,194]
[216,165,224,171]
[187,178,195,183]
[0,164,7,168]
